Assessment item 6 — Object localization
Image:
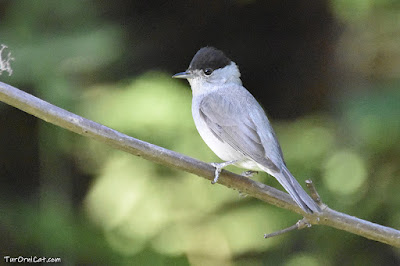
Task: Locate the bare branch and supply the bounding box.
[0,81,400,248]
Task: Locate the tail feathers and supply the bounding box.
[269,165,321,214]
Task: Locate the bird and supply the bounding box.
[172,46,320,214]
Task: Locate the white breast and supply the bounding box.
[191,101,237,161]
[191,97,262,174]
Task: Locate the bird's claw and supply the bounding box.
[210,160,237,184]
[210,163,222,184]
[238,191,248,198]
[241,170,258,178]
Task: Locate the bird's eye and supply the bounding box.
[203,68,213,75]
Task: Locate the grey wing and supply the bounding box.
[199,89,282,172]
[200,89,320,213]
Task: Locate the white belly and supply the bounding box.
[192,103,261,171]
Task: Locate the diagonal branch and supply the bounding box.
[0,81,399,248]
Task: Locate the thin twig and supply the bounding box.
[0,81,400,248]
[305,179,322,204]
[264,218,311,238]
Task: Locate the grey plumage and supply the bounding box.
[198,88,280,172]
[173,47,320,214]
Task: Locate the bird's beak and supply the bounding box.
[172,71,191,79]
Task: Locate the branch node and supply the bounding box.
[264,218,311,239]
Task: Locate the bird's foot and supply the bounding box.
[210,160,237,184]
[210,163,222,184]
[238,191,249,198]
[241,170,258,178]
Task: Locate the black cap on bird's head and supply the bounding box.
[188,47,231,71]
[173,47,232,79]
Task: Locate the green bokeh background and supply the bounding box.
[1,1,400,265]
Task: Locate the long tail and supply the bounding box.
[265,165,321,214]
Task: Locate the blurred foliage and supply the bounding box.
[1,0,400,265]
[332,0,400,79]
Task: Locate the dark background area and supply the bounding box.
[1,0,399,265]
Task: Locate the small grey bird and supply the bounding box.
[173,47,320,214]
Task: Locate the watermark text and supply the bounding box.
[4,256,61,263]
